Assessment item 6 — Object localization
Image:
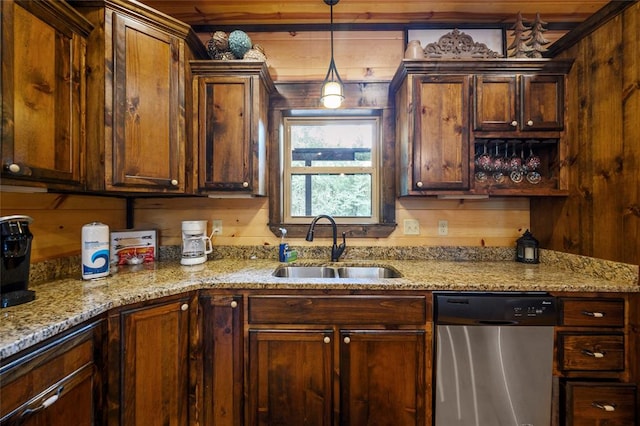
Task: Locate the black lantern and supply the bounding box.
[516,229,539,264]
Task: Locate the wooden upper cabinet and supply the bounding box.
[393,70,470,195]
[521,74,565,131]
[1,0,92,189]
[72,0,207,193]
[191,61,275,196]
[474,73,565,133]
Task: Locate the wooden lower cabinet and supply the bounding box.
[340,330,426,425]
[247,293,430,425]
[564,382,637,425]
[0,320,104,426]
[555,294,639,425]
[197,293,244,426]
[107,293,195,425]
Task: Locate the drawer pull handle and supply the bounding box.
[230,301,238,308]
[21,386,64,418]
[323,336,331,344]
[343,336,351,344]
[582,310,605,318]
[582,349,605,358]
[592,402,616,412]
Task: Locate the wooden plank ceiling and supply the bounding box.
[138,0,611,28]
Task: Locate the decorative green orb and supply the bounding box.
[228,30,252,59]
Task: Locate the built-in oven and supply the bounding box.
[434,292,557,426]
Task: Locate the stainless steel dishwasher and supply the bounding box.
[434,292,557,426]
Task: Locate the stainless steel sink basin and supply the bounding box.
[272,266,337,278]
[336,266,402,278]
[272,265,401,279]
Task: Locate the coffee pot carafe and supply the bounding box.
[1,215,36,308]
[181,220,213,265]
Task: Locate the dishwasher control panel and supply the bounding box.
[434,292,557,326]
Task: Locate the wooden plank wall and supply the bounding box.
[133,197,529,249]
[530,3,640,267]
[0,192,126,262]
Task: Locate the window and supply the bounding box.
[283,116,379,224]
[267,81,396,238]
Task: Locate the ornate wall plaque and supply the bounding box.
[423,28,503,59]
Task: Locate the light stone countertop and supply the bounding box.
[2,253,638,361]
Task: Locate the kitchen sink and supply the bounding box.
[272,265,402,279]
[336,266,402,278]
[272,266,337,278]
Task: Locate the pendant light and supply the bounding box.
[320,0,344,109]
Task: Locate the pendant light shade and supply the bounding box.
[320,0,344,108]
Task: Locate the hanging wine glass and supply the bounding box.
[525,141,542,184]
[474,142,491,182]
[509,141,524,183]
[492,141,506,183]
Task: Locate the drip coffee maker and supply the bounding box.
[1,215,35,308]
[181,220,213,265]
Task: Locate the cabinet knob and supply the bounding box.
[526,120,534,127]
[510,120,518,127]
[230,300,238,308]
[343,336,351,344]
[242,181,249,188]
[323,336,331,344]
[592,402,616,412]
[170,179,178,186]
[180,303,189,311]
[6,163,21,173]
[416,181,423,188]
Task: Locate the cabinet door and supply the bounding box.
[199,294,243,426]
[473,75,518,132]
[340,330,426,426]
[196,76,254,192]
[109,296,192,425]
[248,329,333,426]
[521,74,564,131]
[413,75,470,190]
[1,1,87,188]
[109,13,184,191]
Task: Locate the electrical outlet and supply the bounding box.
[403,219,420,235]
[212,219,223,235]
[438,220,448,236]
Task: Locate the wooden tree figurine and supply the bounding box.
[508,12,532,58]
[527,13,550,57]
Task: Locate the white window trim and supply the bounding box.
[282,115,381,225]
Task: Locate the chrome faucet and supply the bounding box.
[305,214,346,262]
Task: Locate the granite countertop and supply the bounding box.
[1,248,638,361]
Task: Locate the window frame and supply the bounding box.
[283,115,380,224]
[268,81,397,239]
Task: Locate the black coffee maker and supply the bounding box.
[1,215,36,308]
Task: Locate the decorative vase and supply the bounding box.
[404,40,424,59]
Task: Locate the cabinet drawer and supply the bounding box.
[248,295,427,325]
[561,298,624,327]
[0,327,95,418]
[558,333,624,371]
[565,382,637,425]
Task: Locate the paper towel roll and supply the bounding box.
[82,222,110,279]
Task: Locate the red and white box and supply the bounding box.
[110,229,157,265]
